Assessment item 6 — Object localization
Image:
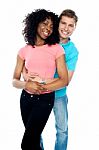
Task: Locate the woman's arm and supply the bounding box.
[12,55,43,94]
[42,54,68,91]
[12,55,26,88]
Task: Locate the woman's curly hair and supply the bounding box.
[22,9,60,46]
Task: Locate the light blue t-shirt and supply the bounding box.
[55,39,79,98]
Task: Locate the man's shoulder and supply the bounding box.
[60,40,78,54]
[69,41,78,53]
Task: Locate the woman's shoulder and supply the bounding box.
[49,44,65,58]
[19,44,33,51]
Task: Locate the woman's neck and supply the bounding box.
[35,42,45,46]
[35,37,45,46]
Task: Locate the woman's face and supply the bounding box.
[36,18,53,41]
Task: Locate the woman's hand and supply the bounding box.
[25,81,45,94]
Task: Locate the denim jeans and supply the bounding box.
[40,95,68,150]
[53,95,68,150]
[20,90,54,150]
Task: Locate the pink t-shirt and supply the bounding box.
[18,44,64,80]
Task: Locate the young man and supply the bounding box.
[53,9,79,150]
[41,9,79,150]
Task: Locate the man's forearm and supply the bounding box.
[12,79,26,89]
[42,78,68,91]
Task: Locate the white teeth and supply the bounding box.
[44,32,48,35]
[63,31,68,35]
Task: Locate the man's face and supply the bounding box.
[58,16,76,40]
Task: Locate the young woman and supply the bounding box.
[12,9,68,150]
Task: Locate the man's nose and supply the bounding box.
[64,25,69,30]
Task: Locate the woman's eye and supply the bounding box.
[50,26,53,29]
[43,22,47,26]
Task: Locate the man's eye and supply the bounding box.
[61,22,66,25]
[69,25,74,27]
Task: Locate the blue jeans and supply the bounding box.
[40,95,68,150]
[53,95,68,150]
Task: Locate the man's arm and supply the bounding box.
[68,70,74,83]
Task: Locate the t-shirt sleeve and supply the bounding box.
[18,46,26,60]
[67,50,79,71]
[55,44,65,59]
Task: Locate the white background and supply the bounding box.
[0,0,99,149]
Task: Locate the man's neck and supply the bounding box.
[60,37,69,44]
